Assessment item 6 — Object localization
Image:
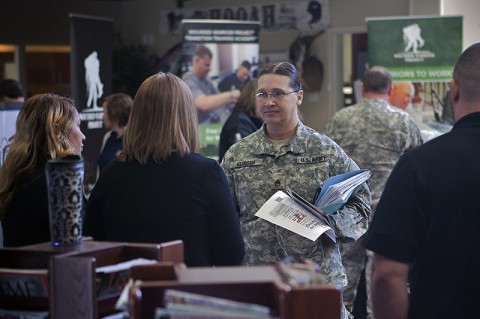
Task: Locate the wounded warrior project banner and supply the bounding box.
[367,16,462,81]
[367,16,462,139]
[181,19,259,159]
[70,14,113,189]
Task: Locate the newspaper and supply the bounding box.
[255,190,335,242]
[164,289,271,315]
[96,258,157,273]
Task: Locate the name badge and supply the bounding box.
[234,159,262,168]
[297,156,327,164]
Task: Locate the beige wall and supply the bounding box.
[118,0,412,131]
[441,0,480,50]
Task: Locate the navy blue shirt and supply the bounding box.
[218,110,263,162]
[85,152,245,267]
[98,131,123,171]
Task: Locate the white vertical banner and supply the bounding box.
[181,19,260,159]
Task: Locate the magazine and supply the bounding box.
[0,309,49,319]
[0,268,49,298]
[96,258,157,299]
[255,190,335,242]
[164,289,271,315]
[154,289,278,319]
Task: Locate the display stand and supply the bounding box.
[128,263,341,319]
[0,240,184,319]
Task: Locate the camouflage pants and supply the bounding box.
[340,237,373,317]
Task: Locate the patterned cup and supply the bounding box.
[45,157,84,246]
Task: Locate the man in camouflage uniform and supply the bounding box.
[325,66,423,317]
[221,63,371,319]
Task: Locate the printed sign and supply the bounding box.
[367,16,462,81]
[162,1,330,36]
[181,20,260,159]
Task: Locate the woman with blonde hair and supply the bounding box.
[0,94,85,247]
[84,73,245,267]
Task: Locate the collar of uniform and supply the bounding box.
[251,122,308,156]
[363,98,390,109]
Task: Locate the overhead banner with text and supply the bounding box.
[70,14,113,188]
[181,19,259,159]
[163,1,329,36]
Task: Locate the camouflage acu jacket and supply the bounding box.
[221,122,371,289]
[325,98,423,213]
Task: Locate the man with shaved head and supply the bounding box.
[365,43,480,318]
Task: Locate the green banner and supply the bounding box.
[387,66,453,81]
[367,16,462,81]
[199,124,223,158]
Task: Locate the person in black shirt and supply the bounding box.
[218,60,251,92]
[365,42,480,319]
[85,73,245,267]
[218,80,262,162]
[0,94,85,247]
[98,93,132,173]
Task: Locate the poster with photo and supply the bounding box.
[180,19,260,159]
[367,15,462,140]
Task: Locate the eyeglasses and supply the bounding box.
[255,90,300,101]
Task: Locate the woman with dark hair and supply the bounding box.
[218,80,263,162]
[98,93,132,173]
[0,94,85,247]
[84,73,245,267]
[221,62,371,318]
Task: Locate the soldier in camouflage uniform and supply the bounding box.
[325,66,423,317]
[221,62,371,318]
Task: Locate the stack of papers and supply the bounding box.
[314,169,371,215]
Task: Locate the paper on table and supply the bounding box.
[314,169,371,215]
